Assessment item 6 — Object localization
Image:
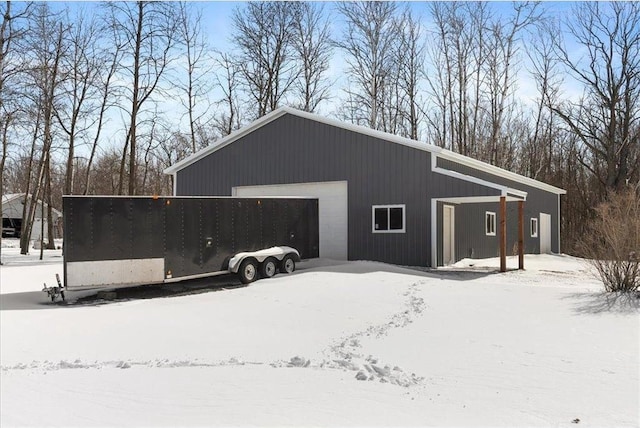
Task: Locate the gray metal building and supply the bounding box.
[165,107,566,268]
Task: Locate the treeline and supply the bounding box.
[0,1,638,255]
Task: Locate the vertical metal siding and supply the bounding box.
[437,158,560,254]
[176,114,549,267]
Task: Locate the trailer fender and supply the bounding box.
[228,246,300,273]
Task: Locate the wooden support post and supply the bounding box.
[500,196,507,272]
[518,200,524,270]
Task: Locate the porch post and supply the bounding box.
[500,196,507,272]
[518,200,524,270]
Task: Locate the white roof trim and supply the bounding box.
[437,196,525,204]
[164,106,566,195]
[430,154,528,200]
[164,108,289,175]
[2,193,62,217]
[436,150,566,195]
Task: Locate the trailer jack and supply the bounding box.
[43,273,65,302]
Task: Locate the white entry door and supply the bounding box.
[443,205,455,265]
[233,181,348,260]
[539,212,552,254]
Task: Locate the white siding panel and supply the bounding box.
[66,258,165,289]
[233,181,348,260]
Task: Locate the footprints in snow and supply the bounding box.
[4,282,427,388]
[324,281,426,387]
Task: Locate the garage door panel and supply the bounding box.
[233,181,348,260]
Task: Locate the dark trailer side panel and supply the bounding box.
[63,196,319,289]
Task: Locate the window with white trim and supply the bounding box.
[530,218,538,237]
[372,205,405,233]
[485,211,496,236]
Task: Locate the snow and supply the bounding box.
[228,245,299,271]
[1,245,638,427]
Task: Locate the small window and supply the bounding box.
[372,205,405,233]
[485,211,496,236]
[530,218,538,237]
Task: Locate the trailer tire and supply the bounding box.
[238,259,259,284]
[280,254,296,274]
[260,258,278,278]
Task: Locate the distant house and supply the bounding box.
[1,193,62,241]
[164,107,566,268]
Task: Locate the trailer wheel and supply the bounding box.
[280,254,296,274]
[260,258,278,278]
[238,259,258,284]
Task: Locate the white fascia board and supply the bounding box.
[431,154,528,200]
[279,107,441,155]
[163,106,440,176]
[264,109,565,196]
[164,105,566,196]
[437,150,566,195]
[163,108,289,175]
[437,195,525,204]
[1,193,23,204]
[11,193,63,217]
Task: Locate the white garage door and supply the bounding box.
[233,181,348,260]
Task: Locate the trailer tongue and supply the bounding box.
[58,196,319,294]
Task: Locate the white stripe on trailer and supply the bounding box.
[66,258,165,289]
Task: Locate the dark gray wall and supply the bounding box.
[176,114,502,266]
[437,158,561,255]
[437,202,542,265]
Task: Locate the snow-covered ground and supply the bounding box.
[1,241,638,427]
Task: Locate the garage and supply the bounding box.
[233,181,348,260]
[166,107,565,267]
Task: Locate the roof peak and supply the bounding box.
[164,106,565,195]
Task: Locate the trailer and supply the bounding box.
[58,196,319,294]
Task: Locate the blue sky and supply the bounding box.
[37,1,585,157]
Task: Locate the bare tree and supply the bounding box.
[336,1,398,130]
[231,2,300,118]
[0,1,30,258]
[54,9,102,195]
[483,2,541,167]
[19,3,67,253]
[82,21,122,195]
[87,148,123,195]
[523,18,563,182]
[577,186,640,292]
[212,51,243,137]
[105,1,179,195]
[292,2,332,112]
[551,2,640,194]
[176,2,212,153]
[425,2,490,154]
[394,7,426,140]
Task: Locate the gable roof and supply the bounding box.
[1,193,63,217]
[164,106,566,195]
[2,193,24,205]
